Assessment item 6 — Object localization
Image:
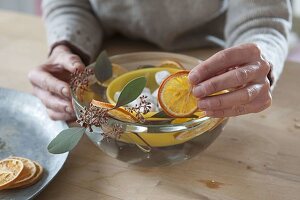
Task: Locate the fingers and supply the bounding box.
[198,82,269,110]
[32,86,75,121]
[192,62,270,98]
[57,53,85,73]
[50,45,85,73]
[199,83,272,117]
[189,43,262,85]
[28,68,71,99]
[205,98,271,118]
[32,86,73,113]
[47,109,76,121]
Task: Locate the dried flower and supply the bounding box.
[106,124,123,139]
[76,103,125,140]
[76,104,109,132]
[70,68,94,91]
[126,95,152,123]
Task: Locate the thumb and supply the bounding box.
[61,53,85,73]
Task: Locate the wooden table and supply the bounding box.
[1,11,300,200]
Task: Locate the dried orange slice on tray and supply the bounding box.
[158,70,198,117]
[0,159,24,190]
[91,100,138,123]
[7,157,36,189]
[10,161,44,189]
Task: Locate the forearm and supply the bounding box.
[42,0,103,64]
[225,0,292,89]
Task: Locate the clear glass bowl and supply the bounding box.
[71,52,228,167]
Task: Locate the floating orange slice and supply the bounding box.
[158,70,198,117]
[91,100,138,123]
[158,60,185,69]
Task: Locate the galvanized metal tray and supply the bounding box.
[0,87,68,199]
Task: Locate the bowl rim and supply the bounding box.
[71,52,223,133]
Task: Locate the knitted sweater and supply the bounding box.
[42,0,292,86]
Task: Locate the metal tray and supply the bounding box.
[0,87,68,199]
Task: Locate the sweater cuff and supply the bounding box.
[46,24,102,64]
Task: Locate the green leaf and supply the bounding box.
[115,77,146,108]
[150,111,198,118]
[48,127,85,154]
[150,111,172,118]
[94,51,113,82]
[90,82,106,97]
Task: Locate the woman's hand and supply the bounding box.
[188,43,272,117]
[28,45,85,121]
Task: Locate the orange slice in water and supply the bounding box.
[91,100,138,123]
[158,70,198,117]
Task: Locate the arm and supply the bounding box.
[42,0,103,64]
[225,0,292,88]
[28,0,104,121]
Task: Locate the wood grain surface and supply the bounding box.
[0,11,299,200]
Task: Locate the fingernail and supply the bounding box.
[65,106,73,113]
[193,84,205,98]
[188,71,198,85]
[198,100,209,109]
[62,87,70,98]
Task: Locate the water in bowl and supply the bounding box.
[72,53,227,167]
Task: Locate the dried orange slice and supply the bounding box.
[158,70,198,117]
[158,60,185,69]
[8,161,43,189]
[7,157,36,188]
[0,159,24,190]
[91,100,138,123]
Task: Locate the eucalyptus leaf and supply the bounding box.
[48,127,85,154]
[115,77,147,108]
[94,51,113,82]
[150,111,198,118]
[150,111,172,118]
[90,82,106,97]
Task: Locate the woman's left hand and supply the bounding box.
[188,43,272,117]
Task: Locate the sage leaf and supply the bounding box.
[115,77,146,108]
[94,51,113,82]
[48,127,85,154]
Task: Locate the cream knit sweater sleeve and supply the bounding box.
[225,0,292,87]
[42,0,103,63]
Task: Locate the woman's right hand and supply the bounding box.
[28,45,85,121]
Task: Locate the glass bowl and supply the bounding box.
[71,52,228,167]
